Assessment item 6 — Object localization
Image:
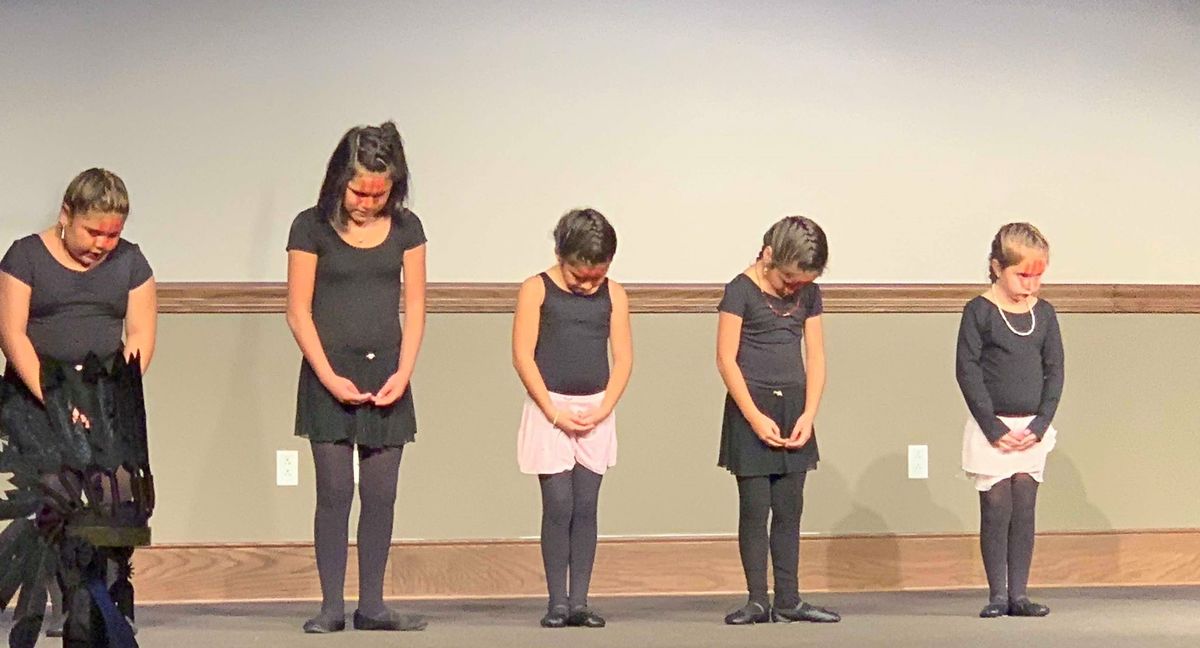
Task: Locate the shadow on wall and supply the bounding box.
[1041,451,1110,531]
[813,453,965,592]
[1033,451,1116,585]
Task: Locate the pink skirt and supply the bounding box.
[517,391,617,476]
[961,415,1057,491]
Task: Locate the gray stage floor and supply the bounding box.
[6,587,1199,647]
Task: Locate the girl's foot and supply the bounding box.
[1007,598,1050,617]
[351,608,427,631]
[540,605,569,628]
[771,601,841,623]
[302,611,346,633]
[724,601,770,625]
[979,602,1008,618]
[566,605,606,628]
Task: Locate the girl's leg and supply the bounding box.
[308,441,355,628]
[767,472,840,622]
[354,445,403,617]
[735,476,772,608]
[566,465,603,611]
[768,471,806,609]
[1006,473,1048,615]
[350,445,425,630]
[979,478,1014,611]
[539,471,574,612]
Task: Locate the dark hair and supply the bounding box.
[553,208,617,266]
[988,222,1049,282]
[759,215,828,273]
[317,121,409,228]
[62,168,129,218]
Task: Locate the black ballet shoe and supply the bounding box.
[540,605,569,628]
[979,603,1008,618]
[302,614,346,633]
[724,601,771,625]
[771,601,841,623]
[352,609,428,631]
[566,606,606,628]
[1007,598,1050,617]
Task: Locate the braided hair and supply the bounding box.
[553,208,617,266]
[760,216,828,273]
[988,223,1049,282]
[317,121,410,229]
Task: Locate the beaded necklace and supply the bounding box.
[991,285,1035,336]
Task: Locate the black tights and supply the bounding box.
[311,441,404,619]
[539,464,603,610]
[736,471,807,608]
[979,473,1039,604]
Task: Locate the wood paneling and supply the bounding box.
[131,529,1200,603]
[156,283,1200,314]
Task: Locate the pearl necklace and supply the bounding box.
[991,286,1035,336]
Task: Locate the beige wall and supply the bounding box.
[124,311,1200,544]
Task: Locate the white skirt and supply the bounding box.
[961,415,1057,491]
[517,391,617,476]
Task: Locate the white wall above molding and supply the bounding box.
[3,1,1198,283]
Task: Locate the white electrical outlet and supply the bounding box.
[352,451,360,485]
[276,450,299,486]
[907,444,929,479]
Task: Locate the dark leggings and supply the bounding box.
[736,471,807,608]
[979,472,1039,604]
[539,464,604,610]
[311,441,404,618]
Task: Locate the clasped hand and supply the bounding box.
[751,411,814,450]
[994,428,1038,452]
[550,404,610,435]
[325,372,408,407]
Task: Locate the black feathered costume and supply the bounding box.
[0,353,153,648]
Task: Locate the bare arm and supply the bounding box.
[716,311,758,420]
[285,250,335,380]
[395,244,426,383]
[123,277,157,372]
[801,315,826,418]
[717,310,785,447]
[592,280,632,420]
[782,314,827,447]
[0,272,42,399]
[371,244,427,406]
[511,275,555,418]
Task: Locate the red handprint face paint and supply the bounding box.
[61,211,127,267]
[993,249,1048,306]
[344,171,393,222]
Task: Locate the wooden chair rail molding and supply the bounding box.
[131,528,1200,603]
[157,283,1200,314]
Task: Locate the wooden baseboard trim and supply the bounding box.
[155,283,1200,314]
[130,529,1200,603]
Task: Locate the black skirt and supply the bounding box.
[719,383,819,477]
[294,349,416,448]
